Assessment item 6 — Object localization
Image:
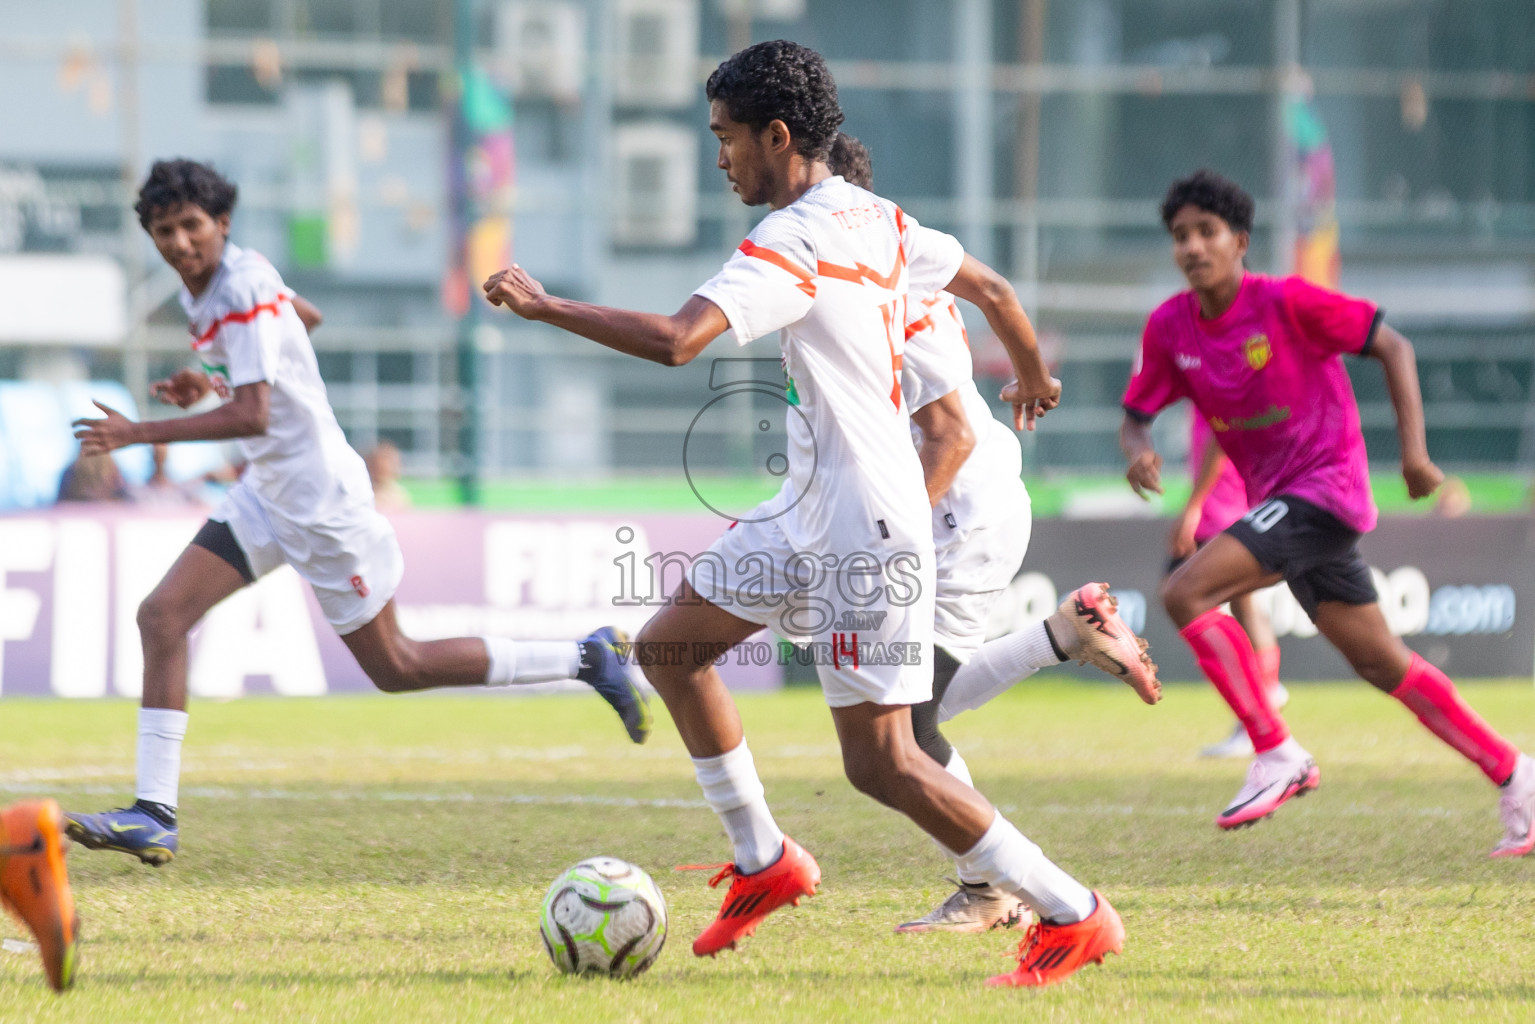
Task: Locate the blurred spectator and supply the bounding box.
[366,441,412,512]
[57,453,129,503]
[1434,475,1472,518]
[131,443,202,508]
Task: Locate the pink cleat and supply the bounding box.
[1216,754,1319,830]
[1048,583,1161,704]
[1491,754,1535,858]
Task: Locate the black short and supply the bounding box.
[191,518,255,584]
[1223,494,1376,619]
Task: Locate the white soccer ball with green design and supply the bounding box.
[539,856,668,978]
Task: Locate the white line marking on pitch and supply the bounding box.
[0,781,706,810]
[0,781,1478,819]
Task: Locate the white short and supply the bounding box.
[213,480,403,635]
[931,505,1032,663]
[687,507,936,709]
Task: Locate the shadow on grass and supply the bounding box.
[77,968,544,987]
[72,967,1535,1005]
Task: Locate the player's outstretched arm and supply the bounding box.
[1367,322,1443,499]
[911,390,976,508]
[1120,414,1164,500]
[483,264,728,367]
[944,254,1059,431]
[73,381,270,454]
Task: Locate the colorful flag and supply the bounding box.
[1284,96,1339,288]
[443,66,516,317]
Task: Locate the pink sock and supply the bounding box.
[1391,653,1519,785]
[1181,609,1289,753]
[1256,645,1281,693]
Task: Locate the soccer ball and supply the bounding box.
[539,856,668,978]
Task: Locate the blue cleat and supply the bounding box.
[580,627,653,744]
[64,803,178,867]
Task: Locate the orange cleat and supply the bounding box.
[1,799,80,992]
[683,836,820,957]
[986,891,1123,989]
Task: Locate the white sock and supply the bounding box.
[944,749,974,788]
[950,812,1096,923]
[940,750,990,883]
[691,740,785,875]
[136,707,189,808]
[937,622,1062,724]
[1257,735,1307,766]
[482,638,582,685]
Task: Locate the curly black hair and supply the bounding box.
[828,132,873,189]
[705,40,844,161]
[135,159,239,229]
[1159,169,1254,235]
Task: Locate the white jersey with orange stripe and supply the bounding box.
[901,291,1027,541]
[693,175,965,556]
[179,242,373,524]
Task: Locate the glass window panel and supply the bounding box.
[207,0,275,33]
[380,0,445,44]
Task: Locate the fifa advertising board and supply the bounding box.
[985,515,1535,683]
[0,509,1531,698]
[0,509,781,699]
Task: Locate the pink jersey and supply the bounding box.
[1124,273,1381,533]
[1189,411,1248,543]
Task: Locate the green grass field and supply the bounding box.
[4,680,1535,1022]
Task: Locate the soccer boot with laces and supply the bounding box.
[686,835,820,956]
[1,799,80,991]
[1047,583,1161,704]
[1491,753,1535,858]
[986,891,1123,989]
[895,881,1028,934]
[1215,750,1319,830]
[64,801,178,866]
[579,626,653,744]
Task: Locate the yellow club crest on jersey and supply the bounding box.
[1244,333,1271,371]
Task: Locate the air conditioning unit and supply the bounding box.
[714,0,805,20]
[611,121,698,247]
[614,0,699,109]
[495,1,586,104]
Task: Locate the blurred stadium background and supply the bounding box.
[6,8,1535,1013]
[1,0,1532,507]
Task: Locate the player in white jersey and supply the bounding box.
[64,160,651,867]
[484,42,1124,988]
[829,134,1159,935]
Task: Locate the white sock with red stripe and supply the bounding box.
[950,812,1096,924]
[481,638,582,685]
[936,622,1062,724]
[692,740,784,875]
